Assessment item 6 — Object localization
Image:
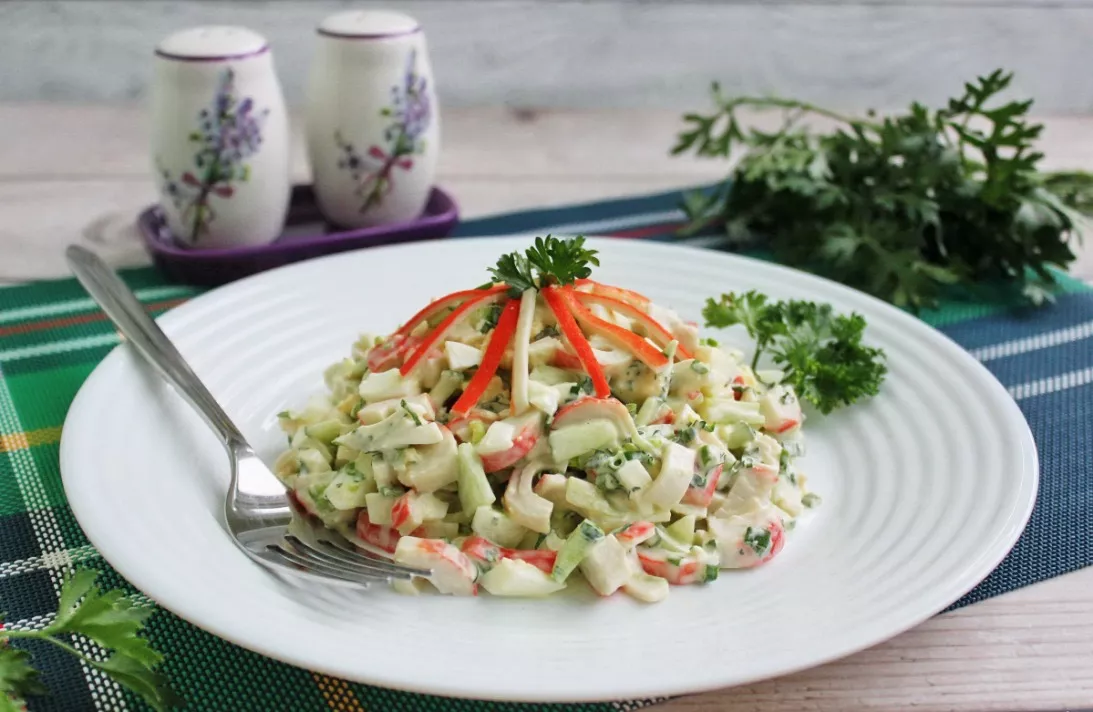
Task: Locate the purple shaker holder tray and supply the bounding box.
[138,184,459,286]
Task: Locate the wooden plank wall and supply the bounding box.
[1,0,1092,111]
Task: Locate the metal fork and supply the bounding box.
[66,245,429,587]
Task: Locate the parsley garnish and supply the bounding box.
[0,570,178,711]
[487,235,600,295]
[673,70,1090,310]
[704,291,886,414]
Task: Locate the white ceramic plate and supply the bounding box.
[61,237,1037,702]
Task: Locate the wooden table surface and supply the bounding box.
[2,104,1092,712]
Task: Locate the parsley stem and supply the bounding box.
[717,96,875,129]
[3,630,96,667]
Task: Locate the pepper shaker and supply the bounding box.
[150,26,291,249]
[305,10,440,228]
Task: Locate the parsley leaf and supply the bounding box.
[674,70,1087,311]
[704,291,886,414]
[1,569,178,711]
[743,526,773,557]
[488,235,600,294]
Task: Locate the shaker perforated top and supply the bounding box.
[155,26,270,61]
[317,10,421,39]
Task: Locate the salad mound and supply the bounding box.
[274,237,821,601]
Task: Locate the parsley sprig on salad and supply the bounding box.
[487,235,600,295]
[703,291,887,414]
[0,569,178,711]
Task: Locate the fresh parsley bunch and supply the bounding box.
[703,291,887,414]
[674,70,1089,310]
[0,569,177,711]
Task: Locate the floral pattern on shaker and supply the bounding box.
[158,68,268,243]
[335,48,431,214]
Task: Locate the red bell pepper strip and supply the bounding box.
[395,284,506,342]
[400,289,505,376]
[450,299,521,416]
[571,290,693,360]
[558,288,669,370]
[573,279,650,308]
[372,285,505,371]
[542,286,611,398]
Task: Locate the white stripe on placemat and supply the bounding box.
[0,364,128,711]
[0,332,120,363]
[1009,366,1093,401]
[0,286,192,324]
[969,319,1093,362]
[0,544,100,580]
[539,209,685,236]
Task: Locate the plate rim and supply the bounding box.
[59,235,1040,701]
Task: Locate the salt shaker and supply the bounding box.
[150,26,291,249]
[305,10,440,228]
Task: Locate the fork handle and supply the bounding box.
[65,245,248,449]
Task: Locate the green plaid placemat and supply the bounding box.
[2,187,1092,711]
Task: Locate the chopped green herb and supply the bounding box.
[703,564,720,582]
[802,492,822,508]
[479,303,503,333]
[743,526,773,556]
[666,556,683,567]
[571,375,594,396]
[276,410,291,419]
[701,337,719,347]
[400,399,423,426]
[534,325,561,340]
[690,361,710,375]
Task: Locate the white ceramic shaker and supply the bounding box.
[150,26,291,249]
[306,10,440,228]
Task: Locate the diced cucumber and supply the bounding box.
[564,478,629,530]
[549,420,620,462]
[578,535,631,596]
[719,422,757,450]
[552,519,606,582]
[623,571,670,603]
[649,525,692,553]
[305,419,352,445]
[703,398,766,427]
[472,505,530,548]
[530,364,571,385]
[429,370,464,407]
[665,514,697,545]
[634,397,665,426]
[480,558,566,597]
[457,443,496,513]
